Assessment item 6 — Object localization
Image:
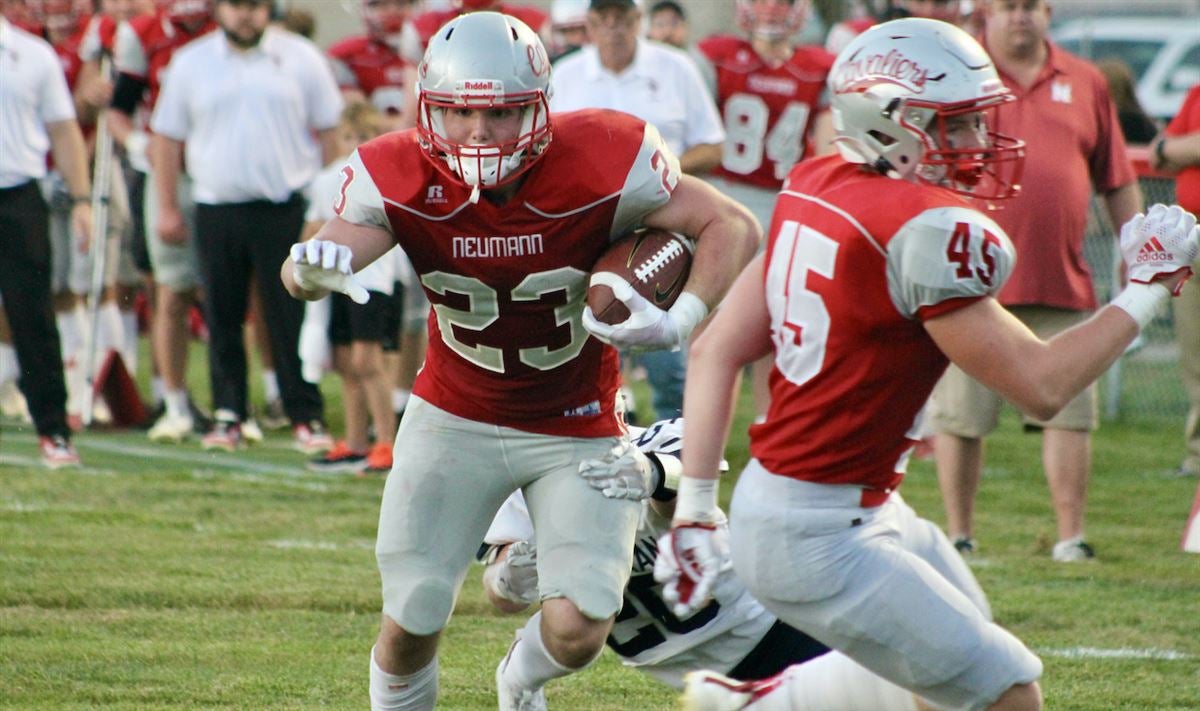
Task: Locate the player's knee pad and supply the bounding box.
[382,574,456,637]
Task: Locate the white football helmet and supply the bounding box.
[828,18,1025,201]
[736,0,808,42]
[416,12,553,198]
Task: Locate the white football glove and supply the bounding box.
[290,240,370,304]
[581,273,707,351]
[1120,203,1199,295]
[482,541,539,606]
[578,439,657,501]
[653,523,731,618]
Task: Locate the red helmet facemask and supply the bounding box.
[158,0,210,28]
[735,0,807,41]
[454,0,499,10]
[28,0,82,39]
[362,0,409,38]
[905,97,1025,202]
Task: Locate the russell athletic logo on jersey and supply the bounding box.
[1136,236,1175,263]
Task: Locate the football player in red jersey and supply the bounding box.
[655,18,1199,711]
[696,0,835,418]
[328,0,420,130]
[281,13,759,710]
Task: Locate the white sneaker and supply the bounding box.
[1052,538,1096,562]
[240,417,263,444]
[680,671,754,711]
[495,654,547,711]
[148,412,194,443]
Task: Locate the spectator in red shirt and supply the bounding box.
[930,0,1142,562]
[1151,85,1200,477]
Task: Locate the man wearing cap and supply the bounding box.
[150,0,343,452]
[551,0,725,425]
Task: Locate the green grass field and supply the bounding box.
[3,372,1200,709]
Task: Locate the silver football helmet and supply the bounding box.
[828,18,1024,200]
[416,12,553,199]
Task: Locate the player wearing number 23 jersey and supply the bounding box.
[335,108,676,438]
[282,15,759,709]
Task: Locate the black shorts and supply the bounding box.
[381,287,403,352]
[726,620,830,681]
[329,290,393,346]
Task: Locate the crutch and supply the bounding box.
[81,56,116,427]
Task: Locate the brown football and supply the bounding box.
[587,228,694,325]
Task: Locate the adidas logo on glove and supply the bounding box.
[1136,237,1174,263]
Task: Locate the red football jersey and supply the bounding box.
[336,110,680,437]
[51,31,85,90]
[698,35,834,190]
[327,35,412,117]
[79,13,118,62]
[413,4,548,49]
[114,10,216,110]
[750,156,1015,491]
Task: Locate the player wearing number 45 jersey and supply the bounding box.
[655,18,1199,711]
[280,12,759,711]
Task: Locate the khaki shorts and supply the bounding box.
[729,461,1042,710]
[930,305,1099,436]
[375,396,640,635]
[143,171,200,292]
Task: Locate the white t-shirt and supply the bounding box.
[151,27,343,204]
[0,18,77,187]
[550,40,725,159]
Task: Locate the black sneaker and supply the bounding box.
[953,536,976,555]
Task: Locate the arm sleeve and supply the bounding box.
[680,54,726,148]
[327,55,359,91]
[149,57,190,139]
[886,206,1015,320]
[1089,75,1137,193]
[333,150,393,231]
[112,21,147,77]
[610,122,680,239]
[303,42,345,131]
[39,48,77,123]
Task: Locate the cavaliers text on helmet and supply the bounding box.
[828,17,1025,201]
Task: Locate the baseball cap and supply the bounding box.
[589,0,638,10]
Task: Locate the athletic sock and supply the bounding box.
[747,652,918,711]
[262,369,280,403]
[164,389,189,420]
[120,308,139,373]
[499,611,578,694]
[369,646,438,711]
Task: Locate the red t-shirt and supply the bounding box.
[1166,84,1200,215]
[750,155,1015,491]
[986,41,1136,310]
[697,35,833,190]
[334,110,679,437]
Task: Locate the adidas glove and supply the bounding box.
[1120,204,1199,295]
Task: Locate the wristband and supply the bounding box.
[649,453,683,501]
[1110,282,1170,329]
[667,292,709,345]
[1154,138,1167,167]
[674,476,720,524]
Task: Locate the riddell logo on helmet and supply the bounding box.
[833,50,931,93]
[461,80,501,92]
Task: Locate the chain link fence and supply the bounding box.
[1083,159,1188,422]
